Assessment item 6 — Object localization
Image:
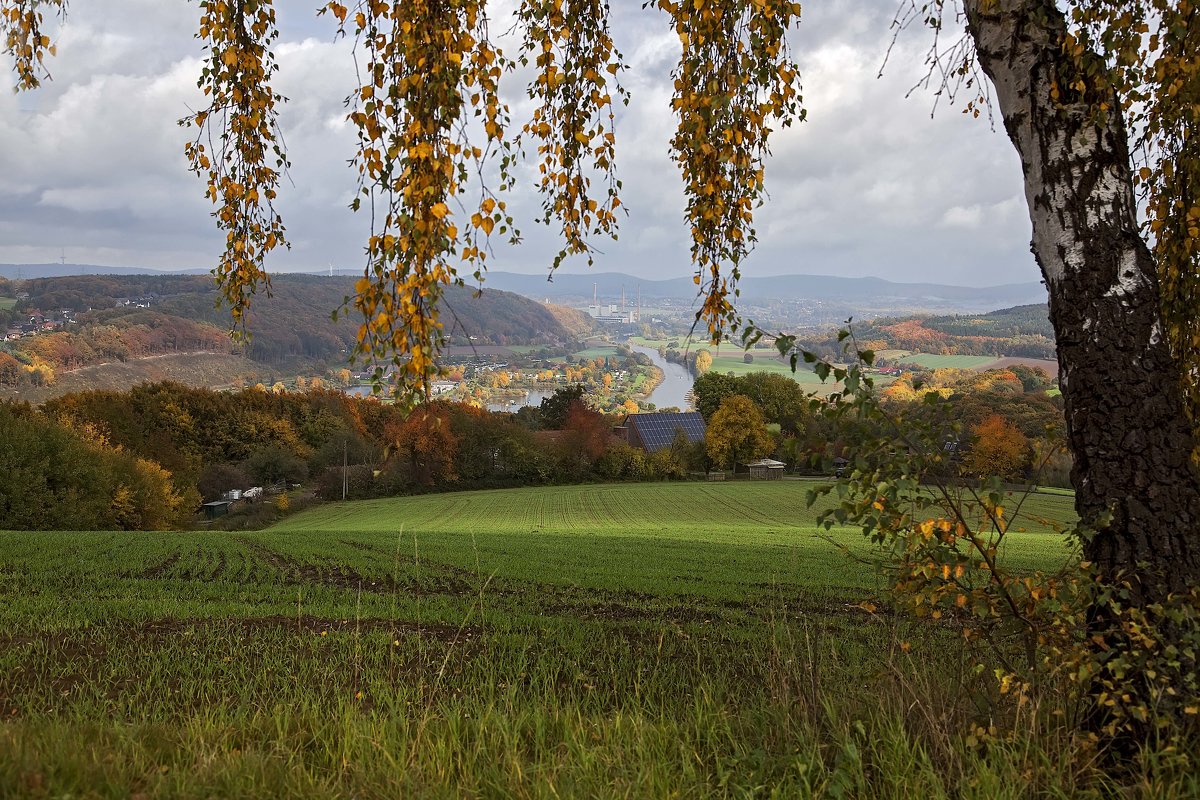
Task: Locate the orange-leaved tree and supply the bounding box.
[963,413,1028,482]
[383,402,459,486]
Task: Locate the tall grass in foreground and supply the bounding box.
[0,485,1194,797]
[3,613,1196,798]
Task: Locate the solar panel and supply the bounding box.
[630,413,706,452]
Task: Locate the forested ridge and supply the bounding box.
[791,304,1056,361]
[1,274,572,385]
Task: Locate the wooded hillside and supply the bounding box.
[793,304,1056,362]
[2,275,573,384]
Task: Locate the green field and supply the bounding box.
[626,335,671,348]
[572,345,620,359]
[896,354,999,370]
[4,482,1192,797]
[702,354,897,396]
[708,352,805,377]
[0,296,16,311]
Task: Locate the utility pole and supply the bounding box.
[342,440,349,500]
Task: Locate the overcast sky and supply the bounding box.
[0,0,1042,288]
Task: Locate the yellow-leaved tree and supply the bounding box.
[705,394,773,472]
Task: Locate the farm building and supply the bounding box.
[201,500,233,520]
[744,458,786,480]
[616,412,706,453]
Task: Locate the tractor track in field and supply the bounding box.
[239,539,387,592]
[232,537,477,597]
[123,540,882,628]
[338,539,394,556]
[136,550,182,579]
[0,615,484,653]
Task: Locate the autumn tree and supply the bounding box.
[556,401,613,478]
[692,371,741,421]
[244,443,309,485]
[383,403,459,486]
[1008,364,1052,393]
[705,394,774,472]
[963,413,1028,482]
[737,372,808,434]
[0,352,23,385]
[0,402,189,531]
[693,371,807,433]
[538,384,587,431]
[692,349,713,376]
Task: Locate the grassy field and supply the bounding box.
[0,296,16,311]
[708,352,806,378]
[706,354,897,391]
[2,482,1194,797]
[572,345,620,359]
[896,354,1000,370]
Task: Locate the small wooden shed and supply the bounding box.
[744,458,786,480]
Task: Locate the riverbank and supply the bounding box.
[628,344,695,410]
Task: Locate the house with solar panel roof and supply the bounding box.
[616,411,706,453]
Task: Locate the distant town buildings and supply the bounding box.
[585,283,642,326]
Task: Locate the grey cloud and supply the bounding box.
[1,0,1040,288]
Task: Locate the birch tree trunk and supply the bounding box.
[964,0,1200,602]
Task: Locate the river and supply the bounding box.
[630,344,694,410]
[484,389,551,413]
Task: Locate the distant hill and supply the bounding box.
[2,263,1047,310]
[0,263,209,279]
[862,304,1055,360]
[920,304,1054,340]
[481,270,1047,309]
[2,352,272,405]
[2,275,574,393]
[544,304,599,338]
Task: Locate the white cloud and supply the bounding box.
[940,205,984,229]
